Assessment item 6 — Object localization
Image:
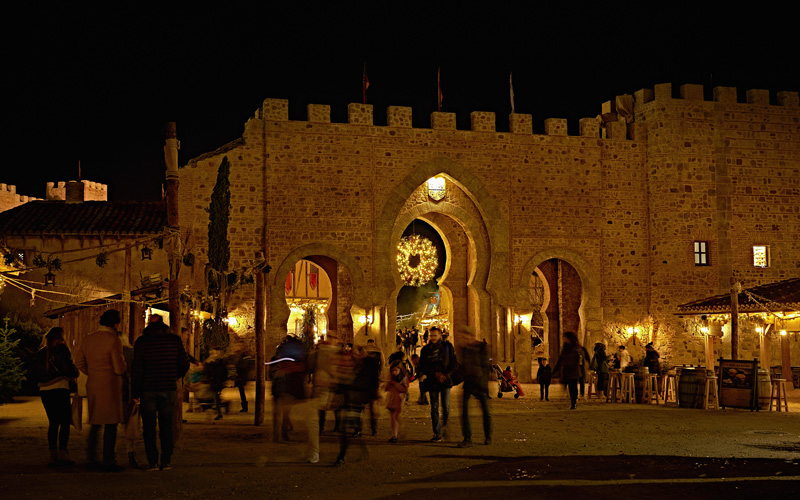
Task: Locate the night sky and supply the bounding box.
[3,3,797,201]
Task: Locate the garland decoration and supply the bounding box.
[396,234,437,287]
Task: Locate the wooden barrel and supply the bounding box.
[633,366,649,403]
[757,369,771,410]
[678,368,704,408]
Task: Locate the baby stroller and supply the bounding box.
[492,364,521,399]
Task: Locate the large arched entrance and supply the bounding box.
[268,243,370,352]
[386,174,493,353]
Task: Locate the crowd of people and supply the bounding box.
[31,313,660,470]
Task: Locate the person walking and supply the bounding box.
[363,339,384,436]
[75,309,127,472]
[458,338,492,447]
[418,326,458,441]
[131,321,190,471]
[552,331,582,410]
[34,327,79,467]
[578,343,591,400]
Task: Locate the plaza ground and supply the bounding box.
[2,383,799,499]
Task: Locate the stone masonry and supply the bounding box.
[178,84,799,380]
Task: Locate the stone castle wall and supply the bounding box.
[0,183,41,213]
[46,180,108,201]
[177,84,799,364]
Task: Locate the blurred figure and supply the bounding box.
[418,326,458,442]
[410,354,428,404]
[537,358,551,401]
[231,349,253,412]
[306,333,342,463]
[75,309,126,472]
[270,335,308,442]
[118,328,137,468]
[203,348,228,420]
[132,320,189,471]
[34,327,79,467]
[578,343,591,400]
[458,338,492,448]
[362,339,384,436]
[591,343,609,397]
[334,346,370,466]
[384,360,409,443]
[553,331,582,409]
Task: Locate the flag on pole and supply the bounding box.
[510,72,516,114]
[437,67,443,112]
[285,271,293,295]
[362,62,369,104]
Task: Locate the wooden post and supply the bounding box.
[122,245,132,344]
[781,334,795,390]
[759,325,772,375]
[254,252,266,426]
[730,281,740,360]
[164,122,183,440]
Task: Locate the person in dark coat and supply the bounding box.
[131,321,189,470]
[417,326,458,441]
[591,342,610,397]
[537,358,552,401]
[34,327,79,467]
[552,331,582,409]
[458,338,492,447]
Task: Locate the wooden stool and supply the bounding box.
[703,376,719,410]
[607,371,622,403]
[620,373,636,403]
[663,372,678,407]
[642,373,661,404]
[770,379,789,412]
[586,372,601,399]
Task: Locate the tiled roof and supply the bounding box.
[0,201,168,236]
[677,278,800,314]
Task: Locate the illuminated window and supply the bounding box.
[694,241,709,266]
[753,245,769,268]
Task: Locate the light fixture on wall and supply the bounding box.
[43,271,56,286]
[141,245,153,260]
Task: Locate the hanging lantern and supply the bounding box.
[43,270,56,286]
[141,245,153,260]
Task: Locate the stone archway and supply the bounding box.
[518,248,602,347]
[382,176,496,354]
[269,243,371,349]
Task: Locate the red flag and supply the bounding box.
[437,67,443,112]
[309,264,318,290]
[285,271,293,295]
[362,62,370,104]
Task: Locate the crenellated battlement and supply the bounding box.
[46,180,108,201]
[253,84,797,142]
[0,183,42,213]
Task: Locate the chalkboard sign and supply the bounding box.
[718,359,759,410]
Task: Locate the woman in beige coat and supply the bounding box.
[75,310,126,472]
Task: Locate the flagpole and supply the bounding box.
[510,72,515,114]
[437,67,442,112]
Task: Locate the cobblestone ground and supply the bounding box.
[2,383,799,499]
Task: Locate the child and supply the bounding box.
[502,366,525,397]
[537,358,552,401]
[384,360,409,442]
